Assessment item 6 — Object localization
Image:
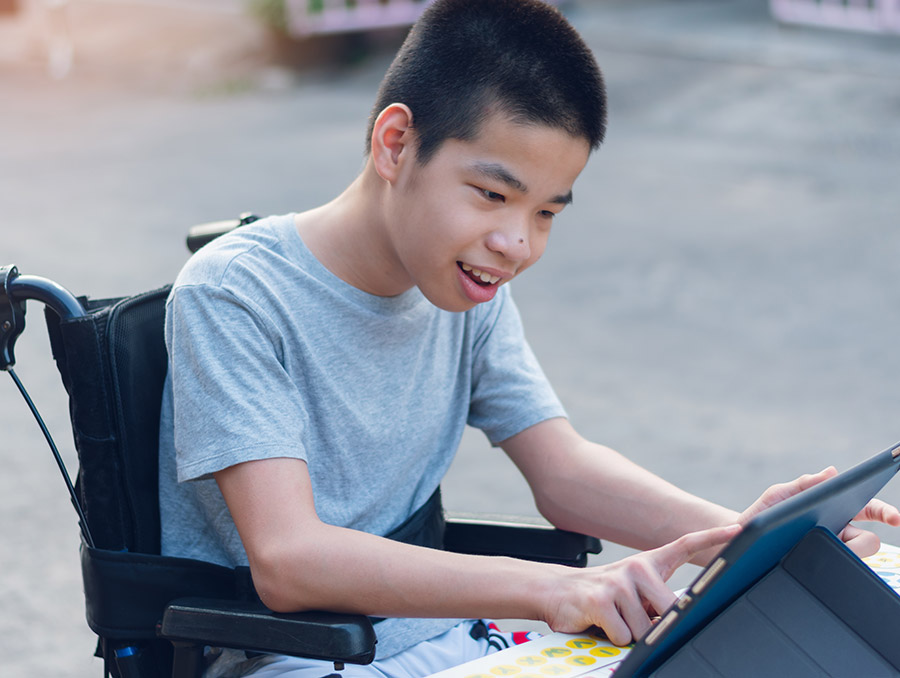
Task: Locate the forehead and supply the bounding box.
[425,112,591,196]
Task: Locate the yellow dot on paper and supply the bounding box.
[566,638,597,650]
[865,553,900,569]
[565,655,597,667]
[516,655,547,667]
[541,647,572,659]
[490,666,521,676]
[589,645,622,658]
[464,674,493,678]
[539,664,571,675]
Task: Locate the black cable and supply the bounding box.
[7,367,95,548]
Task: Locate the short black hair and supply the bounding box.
[365,0,606,163]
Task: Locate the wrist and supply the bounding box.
[527,562,575,629]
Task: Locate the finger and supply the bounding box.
[839,524,881,558]
[741,467,838,523]
[619,557,680,630]
[795,466,838,491]
[767,467,837,505]
[593,604,634,647]
[616,591,655,644]
[636,573,679,621]
[648,524,742,580]
[854,499,900,527]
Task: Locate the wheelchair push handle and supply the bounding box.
[186,212,258,253]
[1,265,85,371]
[1,265,94,547]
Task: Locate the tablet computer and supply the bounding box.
[614,441,900,677]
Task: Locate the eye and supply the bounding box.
[480,188,505,203]
[539,210,557,220]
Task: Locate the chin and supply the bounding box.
[432,298,477,313]
[420,289,477,313]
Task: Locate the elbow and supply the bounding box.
[254,579,299,614]
[532,484,566,526]
[533,489,592,536]
[251,561,297,613]
[248,545,319,613]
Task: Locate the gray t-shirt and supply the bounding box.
[158,213,566,659]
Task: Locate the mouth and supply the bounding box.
[458,262,502,286]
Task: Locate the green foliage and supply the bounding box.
[246,0,288,32]
[246,0,405,33]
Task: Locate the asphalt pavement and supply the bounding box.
[2,0,899,675]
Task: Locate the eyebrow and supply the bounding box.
[470,161,573,206]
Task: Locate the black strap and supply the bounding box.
[368,488,446,625]
[384,488,445,548]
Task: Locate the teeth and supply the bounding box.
[461,263,500,285]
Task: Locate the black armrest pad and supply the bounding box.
[158,598,376,665]
[444,519,602,567]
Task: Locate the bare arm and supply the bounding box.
[502,417,737,558]
[216,457,547,619]
[215,422,896,644]
[502,418,900,561]
[214,455,737,644]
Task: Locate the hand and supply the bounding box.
[840,499,900,555]
[542,523,741,646]
[739,466,900,558]
[738,466,838,524]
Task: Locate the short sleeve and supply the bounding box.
[467,288,566,444]
[166,283,309,482]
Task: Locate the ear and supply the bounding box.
[371,103,415,184]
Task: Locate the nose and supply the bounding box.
[486,217,532,263]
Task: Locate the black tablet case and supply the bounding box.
[615,445,900,677]
[652,528,900,677]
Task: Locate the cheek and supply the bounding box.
[529,228,551,262]
[513,246,546,280]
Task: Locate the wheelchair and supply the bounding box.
[1,216,602,678]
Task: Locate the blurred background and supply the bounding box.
[2,0,899,674]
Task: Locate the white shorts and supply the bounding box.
[209,621,540,678]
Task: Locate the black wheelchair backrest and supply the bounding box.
[45,287,172,554]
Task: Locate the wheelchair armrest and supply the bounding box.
[158,597,376,665]
[444,517,602,567]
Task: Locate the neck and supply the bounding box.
[295,163,412,297]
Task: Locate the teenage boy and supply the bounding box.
[158,1,900,676]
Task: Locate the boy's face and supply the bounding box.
[386,112,591,313]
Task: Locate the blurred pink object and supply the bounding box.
[771,0,900,34]
[285,0,560,37]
